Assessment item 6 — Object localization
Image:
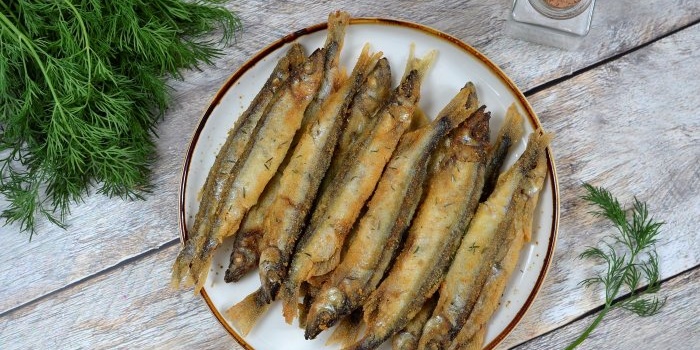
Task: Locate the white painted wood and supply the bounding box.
[497,22,700,349]
[2,0,697,316]
[0,1,698,349]
[513,267,700,350]
[0,246,237,349]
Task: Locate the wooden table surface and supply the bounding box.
[1,1,699,349]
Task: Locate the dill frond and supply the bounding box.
[566,183,666,349]
[0,0,241,237]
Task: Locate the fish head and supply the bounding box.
[304,287,347,339]
[418,315,453,350]
[292,48,326,100]
[259,247,284,303]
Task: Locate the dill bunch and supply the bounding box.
[0,0,240,236]
[566,183,665,349]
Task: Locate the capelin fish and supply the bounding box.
[480,104,525,202]
[322,57,392,192]
[171,43,305,288]
[257,45,382,303]
[305,11,349,128]
[189,47,326,293]
[449,144,548,350]
[312,45,427,225]
[305,83,479,340]
[224,174,282,282]
[281,48,437,324]
[348,110,490,350]
[393,295,438,350]
[224,12,349,285]
[417,131,552,350]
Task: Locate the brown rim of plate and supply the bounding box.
[178,17,560,350]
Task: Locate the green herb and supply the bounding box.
[0,0,240,236]
[566,183,665,349]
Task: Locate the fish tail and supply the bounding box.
[319,11,349,94]
[188,231,219,292]
[325,11,350,53]
[521,150,548,242]
[225,289,270,336]
[503,104,526,143]
[170,247,192,288]
[281,256,314,323]
[193,255,213,294]
[434,81,480,132]
[402,44,437,81]
[351,44,383,81]
[481,103,526,201]
[507,129,552,180]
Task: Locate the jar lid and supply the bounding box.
[528,0,592,19]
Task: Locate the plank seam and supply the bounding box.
[3,12,699,337]
[0,238,180,318]
[508,264,700,349]
[523,19,700,97]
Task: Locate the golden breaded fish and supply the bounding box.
[418,131,552,350]
[225,289,271,336]
[448,141,548,350]
[223,46,384,335]
[305,83,479,340]
[258,45,382,302]
[280,48,437,324]
[223,175,281,282]
[189,47,326,293]
[223,11,350,284]
[348,110,490,350]
[322,57,392,193]
[171,43,305,288]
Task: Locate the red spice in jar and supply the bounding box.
[544,0,580,8]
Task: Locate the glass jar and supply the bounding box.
[529,0,593,19]
[505,0,596,50]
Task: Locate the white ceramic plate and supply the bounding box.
[180,18,560,350]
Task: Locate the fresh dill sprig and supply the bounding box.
[0,0,241,237]
[566,183,666,349]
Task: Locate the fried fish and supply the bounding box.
[189,47,326,293]
[223,11,350,284]
[449,138,549,350]
[171,43,305,288]
[348,109,490,350]
[418,131,551,350]
[280,47,437,324]
[258,44,383,303]
[305,83,479,340]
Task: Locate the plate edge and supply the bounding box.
[176,16,562,350]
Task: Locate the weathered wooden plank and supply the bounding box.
[0,246,236,349]
[496,23,700,349]
[1,0,698,318]
[513,267,700,350]
[1,20,699,350]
